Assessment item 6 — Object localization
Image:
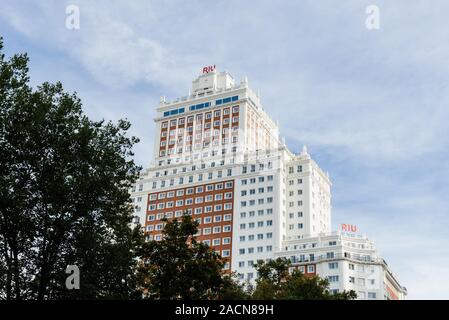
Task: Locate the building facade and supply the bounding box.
[130,66,407,299]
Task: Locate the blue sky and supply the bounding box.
[1,0,448,299]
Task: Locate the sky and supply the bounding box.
[1,0,448,299]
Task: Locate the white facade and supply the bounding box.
[277,232,407,300]
[130,67,406,299]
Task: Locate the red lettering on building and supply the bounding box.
[202,65,216,74]
[341,224,357,233]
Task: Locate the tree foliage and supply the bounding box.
[137,214,247,300]
[252,258,357,300]
[0,37,142,300]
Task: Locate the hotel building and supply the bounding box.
[130,66,407,300]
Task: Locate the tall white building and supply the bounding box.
[130,66,406,299]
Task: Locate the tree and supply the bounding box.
[218,272,250,300]
[251,258,289,299]
[252,258,357,300]
[0,37,142,300]
[137,214,246,300]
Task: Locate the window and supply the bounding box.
[195,196,204,204]
[204,216,212,224]
[307,265,315,273]
[329,262,338,269]
[368,292,376,299]
[215,183,224,190]
[327,276,339,282]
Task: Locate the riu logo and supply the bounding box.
[341,224,357,233]
[202,65,216,74]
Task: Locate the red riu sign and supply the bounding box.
[340,224,357,233]
[202,65,216,74]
